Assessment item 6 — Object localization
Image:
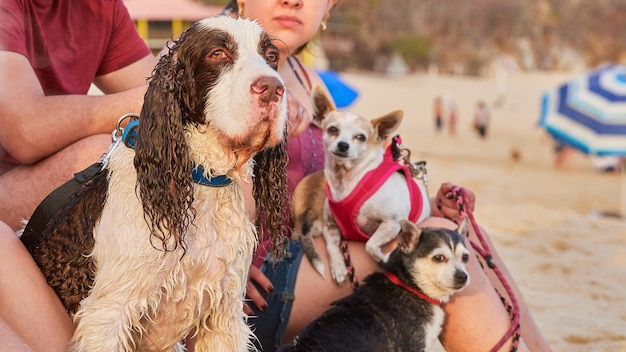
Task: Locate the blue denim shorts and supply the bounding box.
[248,240,303,351]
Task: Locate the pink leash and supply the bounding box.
[339,237,359,291]
[452,186,521,352]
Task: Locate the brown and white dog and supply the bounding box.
[24,16,289,352]
[291,87,431,284]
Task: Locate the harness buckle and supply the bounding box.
[99,113,140,171]
[391,135,429,187]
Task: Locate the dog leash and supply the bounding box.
[340,237,359,290]
[452,186,521,352]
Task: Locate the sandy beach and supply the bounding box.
[340,71,626,351]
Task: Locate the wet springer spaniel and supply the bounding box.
[26,16,289,351]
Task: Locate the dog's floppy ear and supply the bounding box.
[455,216,469,237]
[371,110,403,141]
[311,85,336,126]
[397,220,421,253]
[253,138,290,262]
[134,28,197,253]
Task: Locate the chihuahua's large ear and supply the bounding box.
[397,220,421,254]
[371,110,403,141]
[456,216,469,237]
[311,85,336,126]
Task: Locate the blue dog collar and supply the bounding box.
[190,165,233,187]
[121,119,232,187]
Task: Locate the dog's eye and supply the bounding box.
[354,134,366,142]
[432,255,447,263]
[462,253,469,263]
[208,49,229,62]
[327,126,339,135]
[265,49,279,64]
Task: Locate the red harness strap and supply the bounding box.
[326,147,423,242]
[385,272,441,305]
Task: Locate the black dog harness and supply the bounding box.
[20,114,232,251]
[20,161,103,252]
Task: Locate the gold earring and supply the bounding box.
[237,0,244,16]
[321,13,329,31]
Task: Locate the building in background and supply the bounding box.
[123,0,221,53]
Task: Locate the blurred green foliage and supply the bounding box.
[389,35,433,70]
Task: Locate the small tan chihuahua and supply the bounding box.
[292,86,431,284]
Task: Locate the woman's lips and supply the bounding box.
[274,15,301,29]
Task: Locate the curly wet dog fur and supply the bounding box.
[27,16,289,351]
[280,220,470,352]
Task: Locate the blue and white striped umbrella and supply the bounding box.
[539,63,626,155]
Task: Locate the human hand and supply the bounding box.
[286,91,312,138]
[244,265,273,315]
[431,182,476,223]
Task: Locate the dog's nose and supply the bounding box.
[454,271,468,287]
[337,141,349,153]
[252,76,284,104]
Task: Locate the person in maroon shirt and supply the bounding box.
[0,0,156,231]
[0,0,156,349]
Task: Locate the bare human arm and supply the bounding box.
[0,51,156,164]
[0,50,157,230]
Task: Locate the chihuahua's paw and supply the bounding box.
[367,245,389,263]
[330,260,349,284]
[311,259,326,279]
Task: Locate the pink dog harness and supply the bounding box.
[325,146,423,242]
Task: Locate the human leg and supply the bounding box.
[0,134,111,230]
[248,240,320,351]
[0,317,33,352]
[0,220,73,351]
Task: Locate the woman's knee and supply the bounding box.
[57,134,111,168]
[29,134,111,183]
